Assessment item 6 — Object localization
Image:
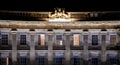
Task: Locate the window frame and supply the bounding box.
[38,34,46,46]
[109,34,117,45]
[18,53,29,65]
[55,34,64,46]
[0,32,9,46]
[20,35,27,45]
[92,35,99,45]
[73,34,80,46]
[54,52,64,65]
[107,54,118,65]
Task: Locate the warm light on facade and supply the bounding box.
[49,18,72,22]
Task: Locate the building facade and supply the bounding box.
[0,9,120,65]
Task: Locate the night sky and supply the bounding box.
[0,0,120,11]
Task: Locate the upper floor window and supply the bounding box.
[38,34,45,46]
[92,35,98,45]
[73,34,80,46]
[110,35,117,45]
[20,35,26,45]
[56,35,63,45]
[0,34,8,45]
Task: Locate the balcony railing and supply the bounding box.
[53,45,65,50]
[0,45,12,50]
[70,45,83,50]
[106,44,120,50]
[35,45,48,50]
[88,45,101,50]
[17,45,30,50]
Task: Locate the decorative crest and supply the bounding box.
[49,8,71,19]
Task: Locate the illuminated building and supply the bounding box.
[0,8,120,65]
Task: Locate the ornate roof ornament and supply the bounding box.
[48,8,71,22]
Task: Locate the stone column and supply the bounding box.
[101,33,106,65]
[11,32,17,65]
[117,30,120,65]
[30,32,35,65]
[83,34,89,65]
[48,33,53,65]
[65,33,71,65]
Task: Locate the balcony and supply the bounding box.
[70,45,83,50]
[106,44,120,50]
[53,45,65,50]
[0,44,12,50]
[17,45,30,50]
[35,45,48,50]
[88,45,101,50]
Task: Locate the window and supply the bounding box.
[1,34,8,45]
[54,56,64,65]
[108,54,118,65]
[0,57,8,65]
[73,34,80,46]
[92,35,98,45]
[56,35,63,45]
[54,52,64,65]
[37,56,45,65]
[38,34,45,46]
[91,58,99,65]
[20,35,26,45]
[110,35,117,45]
[19,56,27,65]
[0,56,9,65]
[72,56,80,65]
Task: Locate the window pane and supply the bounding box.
[109,55,118,65]
[0,58,6,65]
[92,35,98,45]
[19,57,27,65]
[54,52,64,65]
[0,57,9,65]
[1,35,8,45]
[73,57,80,65]
[55,57,63,65]
[91,58,99,65]
[20,35,26,45]
[73,34,80,46]
[56,35,63,45]
[110,35,116,45]
[39,34,45,46]
[37,56,45,65]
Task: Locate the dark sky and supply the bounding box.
[0,0,120,11]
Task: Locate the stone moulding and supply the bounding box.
[0,20,120,29]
